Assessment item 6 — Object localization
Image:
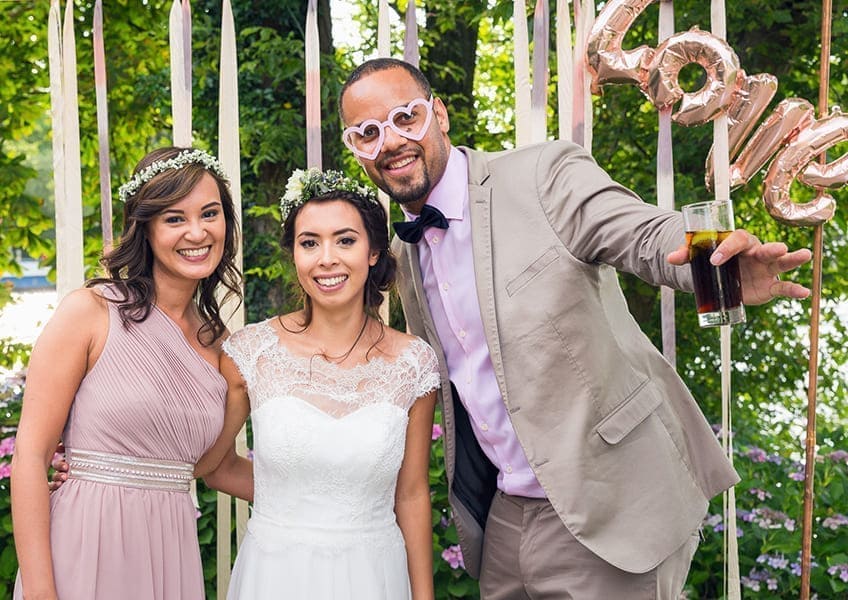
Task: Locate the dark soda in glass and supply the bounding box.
[686,229,744,325]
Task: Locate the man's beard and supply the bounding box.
[385,172,432,206]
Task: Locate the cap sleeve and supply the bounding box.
[400,337,440,410]
[222,321,275,388]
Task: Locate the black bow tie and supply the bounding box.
[392,204,450,244]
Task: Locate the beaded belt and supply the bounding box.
[66,448,194,492]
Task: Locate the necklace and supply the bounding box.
[319,314,369,364]
[278,312,370,365]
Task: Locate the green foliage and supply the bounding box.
[429,408,480,598]
[0,376,25,599]
[688,440,848,597]
[3,0,848,597]
[0,1,55,308]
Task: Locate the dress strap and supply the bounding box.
[66,448,194,492]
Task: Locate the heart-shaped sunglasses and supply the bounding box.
[342,96,434,161]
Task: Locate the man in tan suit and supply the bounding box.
[339,58,812,598]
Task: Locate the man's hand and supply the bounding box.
[667,229,812,305]
[48,442,68,493]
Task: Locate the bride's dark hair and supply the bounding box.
[281,189,396,327]
[281,189,395,362]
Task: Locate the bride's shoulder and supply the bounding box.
[379,328,436,364]
[224,317,279,357]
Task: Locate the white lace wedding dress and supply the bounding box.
[222,319,440,599]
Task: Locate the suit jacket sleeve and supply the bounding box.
[528,140,693,292]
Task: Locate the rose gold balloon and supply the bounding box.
[705,73,779,190]
[722,98,815,189]
[725,73,779,159]
[586,0,656,93]
[643,27,740,126]
[799,154,848,189]
[762,108,848,226]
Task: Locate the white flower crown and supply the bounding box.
[280,167,378,222]
[118,149,228,203]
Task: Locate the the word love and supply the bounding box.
[586,0,847,226]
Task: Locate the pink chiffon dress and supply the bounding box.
[14,287,226,600]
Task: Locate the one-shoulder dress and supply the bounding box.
[223,319,440,600]
[14,288,226,600]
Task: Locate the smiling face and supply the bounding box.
[292,199,379,314]
[340,67,451,214]
[146,172,226,287]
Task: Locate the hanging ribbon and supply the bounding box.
[657,1,675,366]
[377,0,390,58]
[571,0,594,149]
[513,0,532,147]
[555,0,573,142]
[530,0,549,143]
[93,0,113,252]
[403,0,419,67]
[710,1,741,598]
[169,0,192,146]
[49,0,84,300]
[47,1,66,289]
[305,0,321,169]
[215,1,246,595]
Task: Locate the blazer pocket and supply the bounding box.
[595,379,662,444]
[505,247,560,297]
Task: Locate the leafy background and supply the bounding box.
[2,0,847,598]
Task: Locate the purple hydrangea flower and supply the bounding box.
[822,514,848,530]
[741,576,761,592]
[704,514,722,526]
[441,545,464,570]
[744,446,768,463]
[0,435,15,458]
[748,487,772,501]
[0,461,11,479]
[826,450,848,464]
[766,578,778,591]
[738,509,754,523]
[748,507,794,531]
[431,424,443,441]
[768,555,789,570]
[827,564,848,583]
[766,453,783,465]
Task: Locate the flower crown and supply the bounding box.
[280,167,378,221]
[118,149,228,203]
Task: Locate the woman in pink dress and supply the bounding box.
[11,147,241,600]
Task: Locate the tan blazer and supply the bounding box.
[394,141,739,578]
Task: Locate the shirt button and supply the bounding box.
[442,283,450,291]
[459,329,467,338]
[431,236,440,243]
[480,423,489,431]
[505,464,513,474]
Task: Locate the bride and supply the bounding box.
[196,168,439,599]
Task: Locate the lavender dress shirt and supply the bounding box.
[404,147,545,498]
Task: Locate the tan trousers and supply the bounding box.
[479,491,700,600]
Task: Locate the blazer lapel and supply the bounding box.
[466,154,509,406]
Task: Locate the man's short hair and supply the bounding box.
[338,58,433,121]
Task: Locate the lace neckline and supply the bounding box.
[257,319,420,373]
